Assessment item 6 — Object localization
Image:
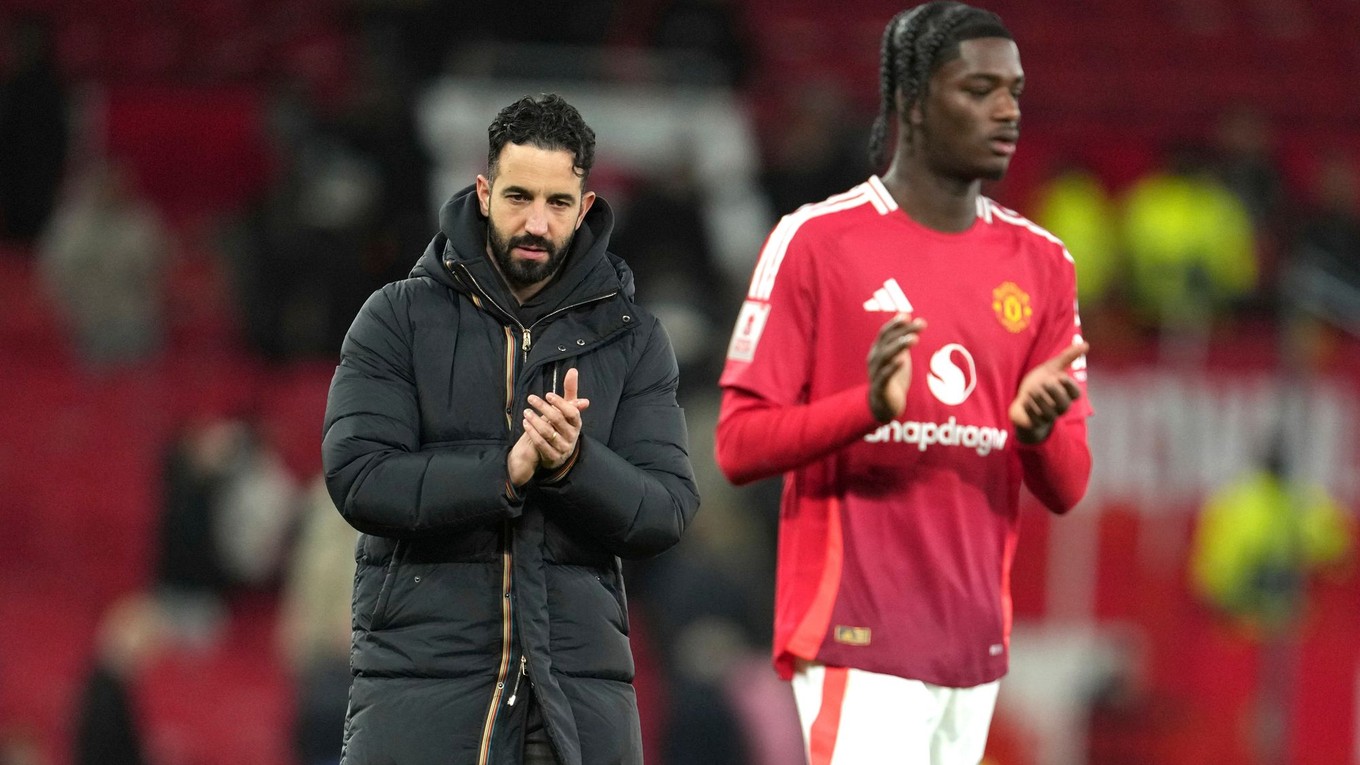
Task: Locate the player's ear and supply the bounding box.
[575,191,596,230]
[897,86,923,128]
[476,174,492,217]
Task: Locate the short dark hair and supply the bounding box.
[868,2,1013,169]
[487,94,596,182]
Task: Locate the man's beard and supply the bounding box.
[488,223,573,291]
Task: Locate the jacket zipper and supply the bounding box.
[454,263,619,760]
[476,519,516,765]
[506,655,529,706]
[501,326,515,429]
[477,326,520,765]
[517,291,619,368]
[528,292,619,339]
[517,292,621,365]
[454,260,620,367]
[456,265,534,364]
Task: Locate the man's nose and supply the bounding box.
[995,91,1020,122]
[525,204,550,236]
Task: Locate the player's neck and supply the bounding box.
[880,160,982,234]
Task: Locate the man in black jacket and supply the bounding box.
[322,94,700,765]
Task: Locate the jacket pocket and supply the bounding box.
[370,540,404,630]
[546,563,634,678]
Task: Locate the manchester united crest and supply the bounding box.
[992,281,1032,332]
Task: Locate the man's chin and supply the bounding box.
[977,160,1010,182]
[508,263,556,287]
[513,254,551,271]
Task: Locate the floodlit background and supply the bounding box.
[1,1,1358,763]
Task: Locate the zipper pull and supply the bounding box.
[521,328,531,353]
[507,655,528,706]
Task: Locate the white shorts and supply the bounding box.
[791,661,1000,765]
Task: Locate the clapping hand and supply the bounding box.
[867,313,927,423]
[508,368,591,486]
[1008,341,1087,444]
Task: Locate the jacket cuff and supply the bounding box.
[539,441,582,485]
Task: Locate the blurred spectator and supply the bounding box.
[1121,146,1258,331]
[1213,104,1287,279]
[759,80,868,218]
[1031,161,1121,309]
[343,0,448,83]
[631,498,779,765]
[653,596,801,765]
[1190,442,1351,632]
[226,34,429,362]
[72,594,164,765]
[0,15,69,246]
[37,161,169,366]
[650,0,751,86]
[1081,650,1171,765]
[154,417,297,644]
[662,617,751,765]
[339,26,434,288]
[277,479,355,765]
[1189,437,1352,765]
[356,0,617,70]
[484,0,619,47]
[226,77,381,360]
[1283,150,1360,338]
[1213,105,1286,231]
[611,163,732,387]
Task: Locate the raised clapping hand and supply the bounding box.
[1008,341,1088,444]
[867,313,928,423]
[508,367,591,487]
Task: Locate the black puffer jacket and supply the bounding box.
[322,186,699,765]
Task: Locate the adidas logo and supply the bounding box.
[863,278,914,313]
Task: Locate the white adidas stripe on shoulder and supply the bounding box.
[981,198,1075,263]
[976,195,993,223]
[866,175,899,214]
[748,185,878,300]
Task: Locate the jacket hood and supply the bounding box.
[410,184,634,325]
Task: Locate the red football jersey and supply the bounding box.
[720,176,1091,687]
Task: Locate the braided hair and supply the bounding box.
[868,2,1013,169]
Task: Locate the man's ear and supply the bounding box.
[907,99,924,129]
[575,190,596,230]
[475,174,492,216]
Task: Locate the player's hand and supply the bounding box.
[507,431,539,488]
[867,313,927,423]
[523,367,591,470]
[1009,341,1088,444]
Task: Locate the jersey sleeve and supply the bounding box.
[1027,245,1093,420]
[1018,416,1091,514]
[716,216,889,484]
[719,215,819,406]
[1016,244,1094,513]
